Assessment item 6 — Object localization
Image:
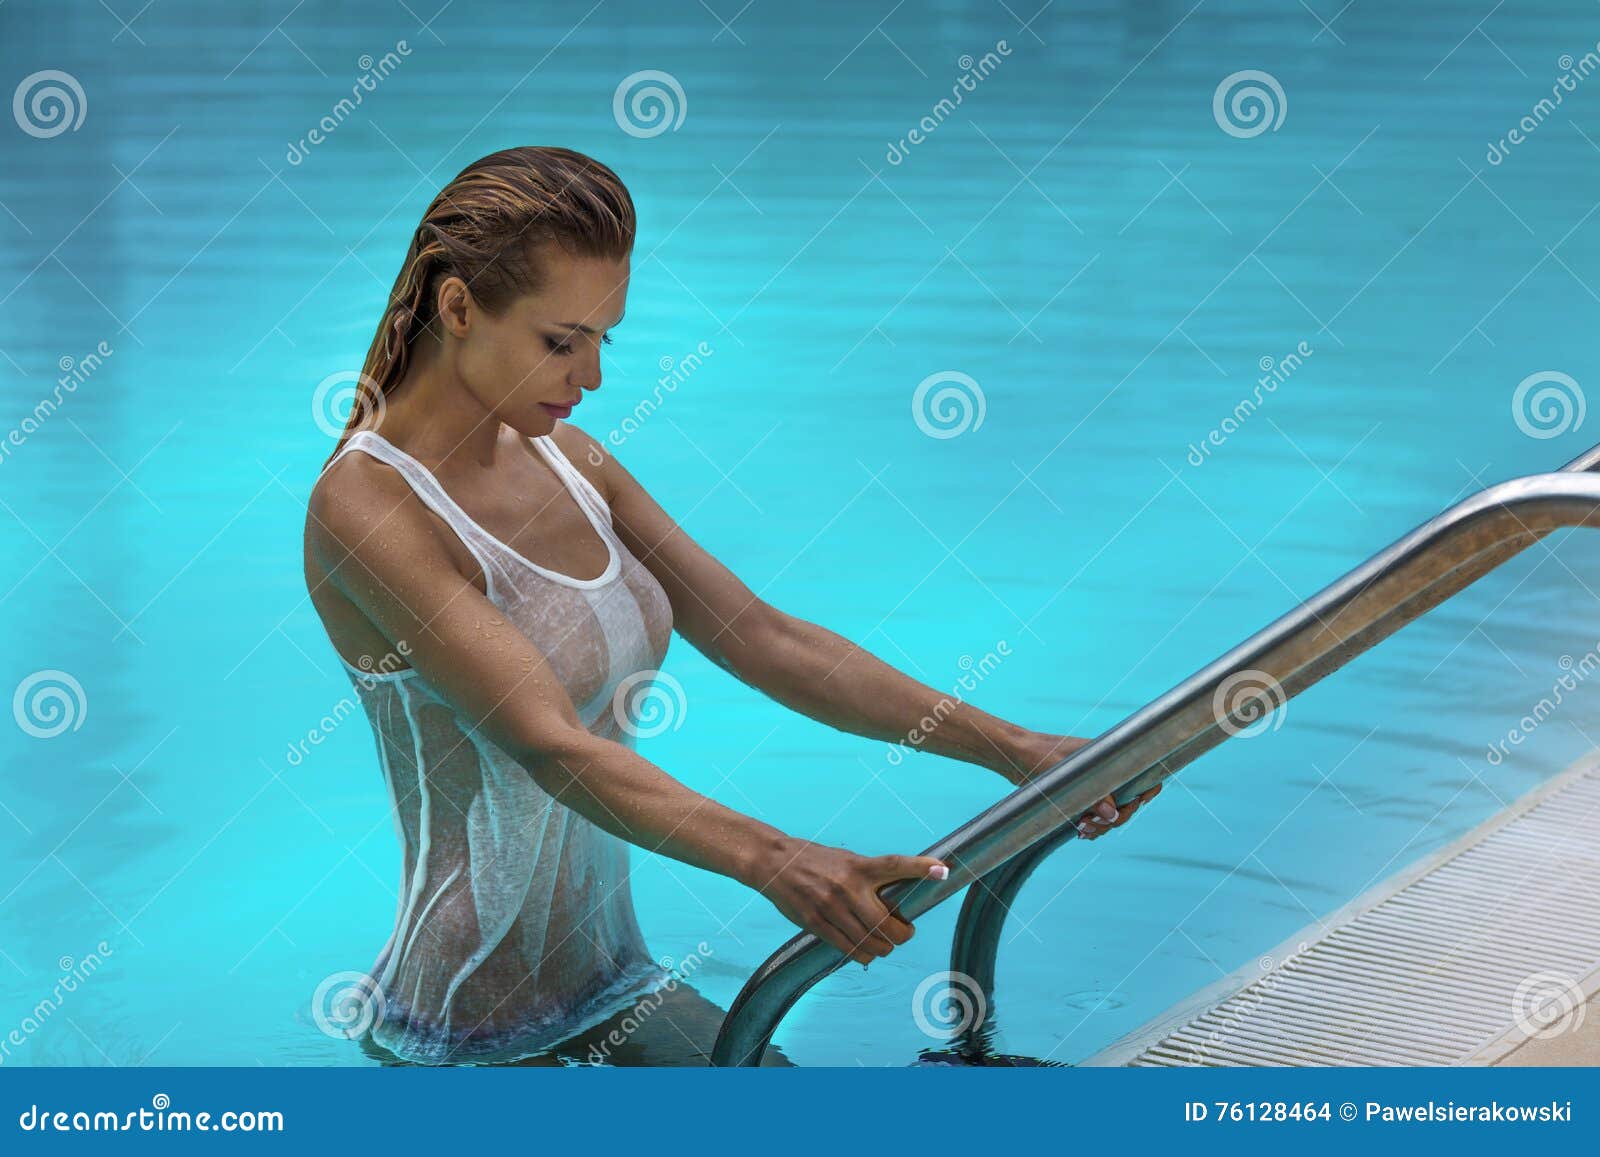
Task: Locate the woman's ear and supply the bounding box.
[434,275,474,339]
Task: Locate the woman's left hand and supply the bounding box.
[997,730,1164,842]
[1073,783,1163,841]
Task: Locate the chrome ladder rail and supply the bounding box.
[709,443,1600,1066]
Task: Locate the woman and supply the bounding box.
[303,145,1160,1067]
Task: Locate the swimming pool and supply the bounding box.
[3,0,1599,1066]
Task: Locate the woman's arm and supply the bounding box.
[306,453,947,964]
[585,424,1159,835]
[583,430,1029,770]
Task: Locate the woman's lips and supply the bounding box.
[539,402,574,418]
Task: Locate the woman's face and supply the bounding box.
[441,240,629,436]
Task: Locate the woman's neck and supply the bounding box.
[374,352,503,471]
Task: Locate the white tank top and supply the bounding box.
[321,428,676,1064]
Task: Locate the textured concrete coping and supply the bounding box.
[1081,752,1600,1067]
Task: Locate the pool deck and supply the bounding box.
[1081,751,1600,1068]
[1489,990,1600,1065]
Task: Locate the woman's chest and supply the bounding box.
[498,556,674,718]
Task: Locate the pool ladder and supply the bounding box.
[709,438,1600,1066]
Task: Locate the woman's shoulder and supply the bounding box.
[310,442,411,523]
[545,419,615,506]
[305,443,440,570]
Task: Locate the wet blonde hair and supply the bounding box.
[326,145,635,463]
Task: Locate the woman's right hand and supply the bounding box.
[751,838,949,965]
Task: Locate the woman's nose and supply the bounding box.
[570,355,601,391]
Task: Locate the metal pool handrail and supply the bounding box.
[709,442,1600,1066]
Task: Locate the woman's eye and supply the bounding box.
[545,336,574,355]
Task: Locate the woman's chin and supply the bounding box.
[503,411,560,438]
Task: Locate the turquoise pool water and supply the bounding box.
[3,0,1600,1066]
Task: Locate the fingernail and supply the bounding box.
[1096,801,1119,821]
[927,863,949,880]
